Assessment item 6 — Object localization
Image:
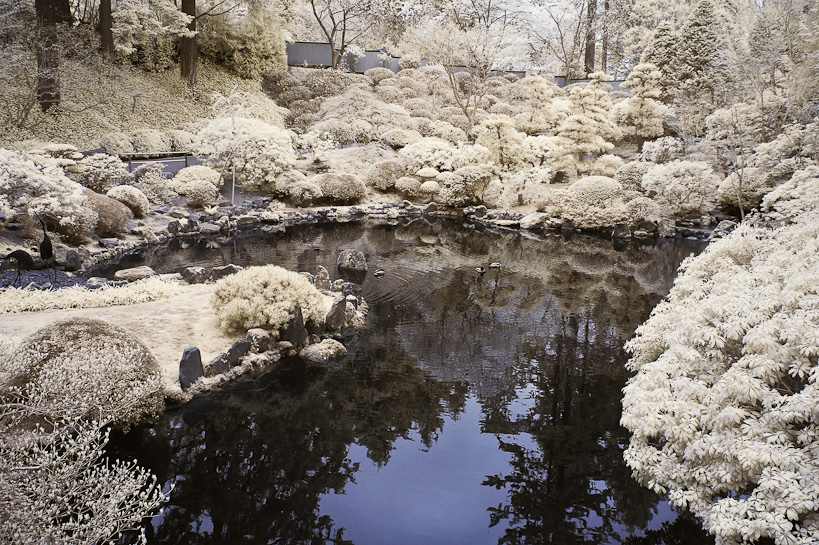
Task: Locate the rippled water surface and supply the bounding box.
[111,219,715,545]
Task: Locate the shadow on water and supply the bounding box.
[109,220,715,545]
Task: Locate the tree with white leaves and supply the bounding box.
[555,72,621,174]
[614,62,668,151]
[622,167,819,545]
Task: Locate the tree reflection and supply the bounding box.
[117,347,467,544]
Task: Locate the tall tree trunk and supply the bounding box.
[34,0,72,112]
[584,0,597,75]
[99,0,114,61]
[180,0,197,85]
[600,0,608,73]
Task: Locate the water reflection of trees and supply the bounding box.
[112,220,711,544]
[119,339,467,544]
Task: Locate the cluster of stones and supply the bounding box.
[107,251,369,393]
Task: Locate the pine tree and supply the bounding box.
[641,21,679,103]
[556,72,621,171]
[614,63,668,151]
[677,0,723,103]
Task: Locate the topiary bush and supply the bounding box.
[2,318,164,431]
[382,128,423,149]
[83,188,133,237]
[568,176,624,207]
[72,153,130,193]
[313,173,366,204]
[438,165,494,207]
[614,161,652,192]
[365,160,406,192]
[211,265,328,333]
[395,176,422,198]
[106,185,150,218]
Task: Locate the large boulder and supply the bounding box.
[337,249,368,273]
[178,346,203,390]
[299,339,347,365]
[114,265,157,282]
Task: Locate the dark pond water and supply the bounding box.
[110,219,715,545]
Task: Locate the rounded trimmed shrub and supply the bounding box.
[83,188,133,237]
[313,173,366,204]
[365,160,406,191]
[211,265,328,333]
[567,176,624,207]
[106,185,150,218]
[4,318,164,431]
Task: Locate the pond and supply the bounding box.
[110,219,715,545]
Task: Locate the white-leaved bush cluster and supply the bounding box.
[0,148,96,242]
[0,318,168,543]
[622,168,819,545]
[196,116,295,190]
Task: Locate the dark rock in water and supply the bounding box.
[226,340,251,367]
[100,238,120,249]
[337,249,368,274]
[167,219,181,235]
[211,264,243,280]
[247,328,272,353]
[324,295,347,332]
[208,353,230,376]
[214,206,235,220]
[63,250,82,272]
[612,222,631,239]
[299,339,347,365]
[424,202,438,214]
[236,215,259,228]
[150,204,171,214]
[561,219,577,231]
[114,266,156,282]
[636,220,658,234]
[710,220,738,240]
[182,266,209,284]
[633,230,651,239]
[179,346,203,390]
[308,333,321,345]
[199,223,221,236]
[341,282,362,298]
[280,306,308,346]
[314,265,331,291]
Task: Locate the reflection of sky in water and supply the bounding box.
[319,394,685,545]
[320,397,509,545]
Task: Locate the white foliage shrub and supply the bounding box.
[106,185,150,218]
[313,173,366,204]
[438,165,494,207]
[399,138,490,172]
[288,180,323,207]
[130,162,176,204]
[567,176,624,207]
[72,153,130,193]
[640,136,685,163]
[585,154,625,177]
[498,167,554,208]
[166,129,198,152]
[130,128,170,153]
[716,167,777,212]
[473,115,528,169]
[615,161,653,192]
[536,186,629,230]
[3,318,164,430]
[99,132,135,155]
[364,67,396,85]
[382,128,423,149]
[173,165,223,189]
[642,160,719,216]
[622,169,819,545]
[196,117,295,189]
[211,265,327,333]
[177,179,219,208]
[394,176,422,197]
[364,160,406,191]
[0,148,96,242]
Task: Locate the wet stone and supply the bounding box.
[178,347,203,390]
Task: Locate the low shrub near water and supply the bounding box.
[211,265,327,333]
[2,318,164,431]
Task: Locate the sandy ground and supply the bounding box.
[0,284,241,385]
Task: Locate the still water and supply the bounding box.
[111,219,715,545]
